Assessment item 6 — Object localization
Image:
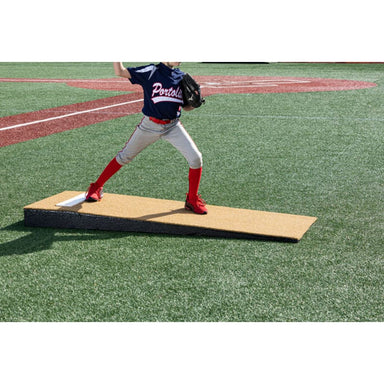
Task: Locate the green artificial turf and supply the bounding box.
[0,62,383,321]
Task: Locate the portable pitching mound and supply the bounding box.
[24,191,317,242]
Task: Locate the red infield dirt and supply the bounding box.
[0,76,377,147]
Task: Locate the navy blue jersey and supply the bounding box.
[128,63,185,120]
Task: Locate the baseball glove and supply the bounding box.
[180,73,205,108]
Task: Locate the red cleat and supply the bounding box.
[185,194,208,215]
[85,183,103,202]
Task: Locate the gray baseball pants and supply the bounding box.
[116,116,203,169]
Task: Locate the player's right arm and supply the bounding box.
[114,62,131,79]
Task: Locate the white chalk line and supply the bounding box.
[200,79,311,88]
[0,99,144,132]
[0,78,128,83]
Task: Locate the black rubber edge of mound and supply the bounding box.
[24,209,298,243]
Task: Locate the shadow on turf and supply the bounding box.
[1,219,296,257]
[0,221,131,257]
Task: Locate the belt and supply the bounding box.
[149,116,174,125]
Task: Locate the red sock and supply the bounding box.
[95,157,122,187]
[188,167,202,199]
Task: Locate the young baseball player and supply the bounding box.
[85,62,207,214]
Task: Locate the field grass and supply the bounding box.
[0,62,383,321]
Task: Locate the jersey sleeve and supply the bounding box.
[127,64,157,86]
